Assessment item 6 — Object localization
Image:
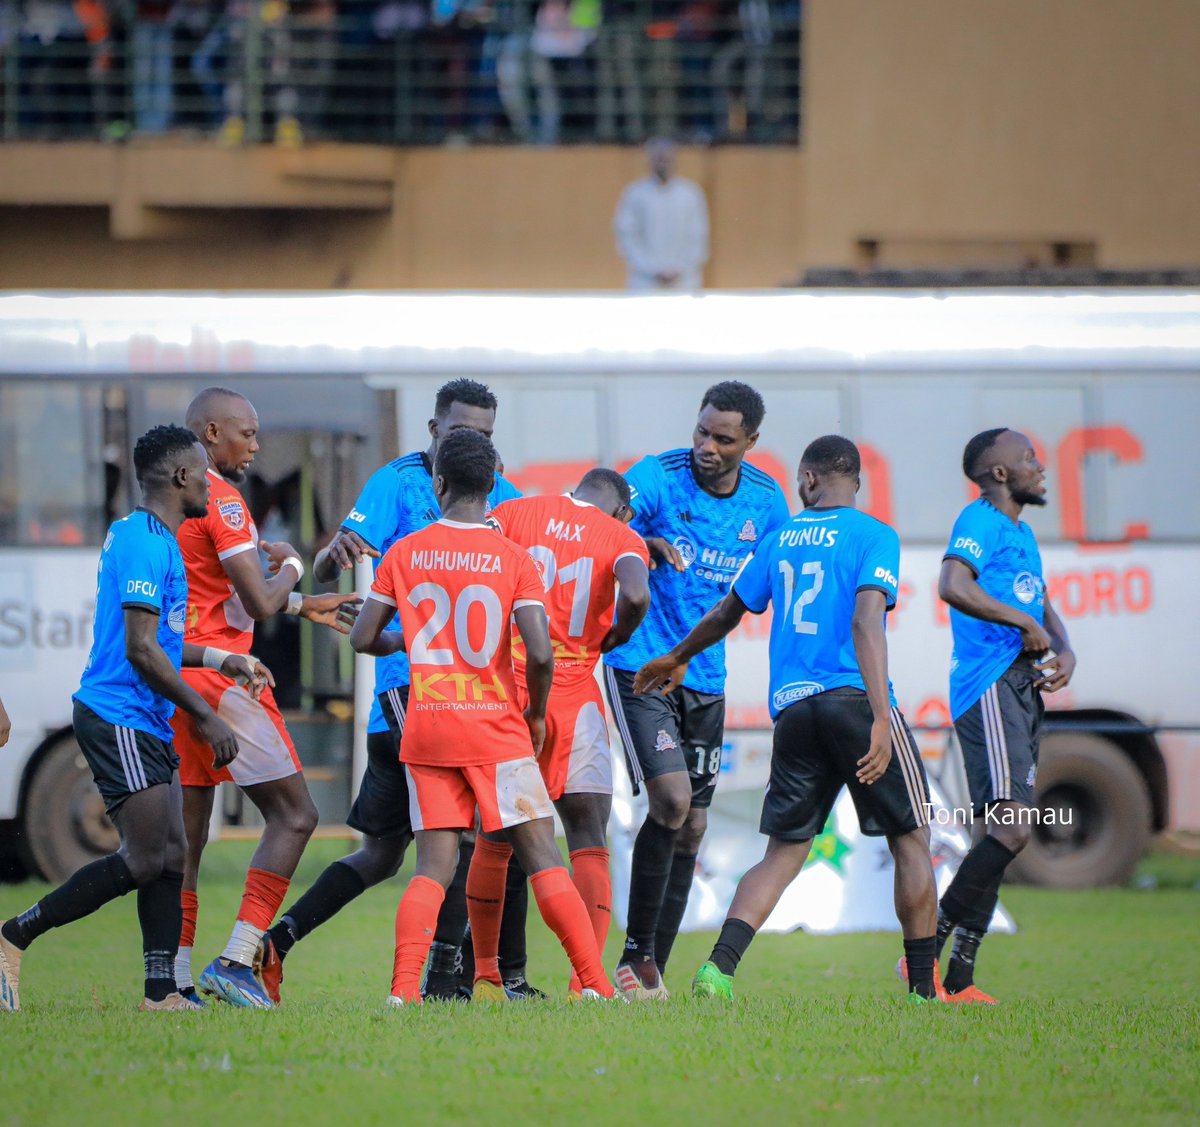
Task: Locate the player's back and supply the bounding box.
[372,519,545,766]
[738,507,901,717]
[491,494,648,689]
[177,468,258,652]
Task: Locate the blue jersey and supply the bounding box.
[74,510,188,741]
[604,449,790,694]
[943,498,1046,719]
[339,451,521,732]
[733,507,901,718]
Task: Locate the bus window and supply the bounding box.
[0,381,110,548]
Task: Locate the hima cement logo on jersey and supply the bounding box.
[672,535,697,568]
[1012,571,1043,605]
[218,501,247,530]
[772,681,825,712]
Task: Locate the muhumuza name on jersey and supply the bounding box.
[410,549,502,573]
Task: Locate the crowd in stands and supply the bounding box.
[0,1,801,145]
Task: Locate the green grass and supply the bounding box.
[2,842,1199,1127]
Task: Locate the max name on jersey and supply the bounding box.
[409,549,503,573]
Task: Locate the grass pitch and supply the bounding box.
[2,843,1197,1127]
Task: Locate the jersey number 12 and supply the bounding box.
[779,559,824,635]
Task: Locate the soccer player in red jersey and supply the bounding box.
[172,388,358,1008]
[466,469,651,997]
[350,430,615,1004]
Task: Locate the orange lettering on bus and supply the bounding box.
[1057,427,1148,542]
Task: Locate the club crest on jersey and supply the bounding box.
[218,500,247,530]
[655,729,677,752]
[737,519,757,542]
[167,599,187,635]
[1012,571,1043,605]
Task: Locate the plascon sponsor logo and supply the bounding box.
[874,566,898,587]
[772,681,825,710]
[126,580,158,598]
[953,536,983,559]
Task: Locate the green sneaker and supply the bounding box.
[692,961,734,1002]
[906,990,931,1006]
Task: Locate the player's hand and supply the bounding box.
[645,537,685,573]
[323,529,381,572]
[197,711,240,769]
[524,709,546,757]
[0,698,10,748]
[1018,615,1053,654]
[300,593,362,634]
[1035,647,1076,693]
[634,654,688,695]
[219,654,275,700]
[856,718,892,785]
[260,540,303,574]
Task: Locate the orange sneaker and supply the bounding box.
[254,934,284,1006]
[894,956,948,1002]
[945,984,997,1005]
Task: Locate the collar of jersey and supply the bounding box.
[562,493,596,510]
[436,518,491,530]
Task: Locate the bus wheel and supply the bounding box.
[18,734,119,884]
[1008,732,1152,888]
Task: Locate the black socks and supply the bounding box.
[945,928,986,994]
[903,935,938,998]
[138,868,182,1002]
[940,836,1016,928]
[268,860,368,960]
[622,817,678,965]
[498,851,529,981]
[2,853,136,950]
[654,852,698,975]
[709,918,756,977]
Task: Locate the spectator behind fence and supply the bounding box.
[613,136,708,291]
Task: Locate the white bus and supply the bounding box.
[1,291,1197,888]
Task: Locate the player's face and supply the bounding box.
[429,402,496,455]
[210,401,260,484]
[181,443,211,519]
[997,431,1047,507]
[692,405,757,483]
[648,140,676,180]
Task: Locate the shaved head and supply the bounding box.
[185,386,259,483]
[185,386,251,434]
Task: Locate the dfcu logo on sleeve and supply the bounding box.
[953,537,983,559]
[346,509,366,524]
[873,566,898,587]
[127,580,159,598]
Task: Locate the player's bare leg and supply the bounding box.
[176,783,215,997]
[888,826,940,1001]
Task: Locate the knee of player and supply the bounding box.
[675,816,707,854]
[121,848,167,886]
[991,819,1032,854]
[276,794,320,839]
[361,835,409,884]
[649,792,691,830]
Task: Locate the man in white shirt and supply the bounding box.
[614,138,710,292]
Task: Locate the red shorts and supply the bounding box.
[518,675,613,802]
[171,668,300,788]
[404,758,554,833]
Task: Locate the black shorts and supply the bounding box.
[603,665,726,809]
[346,688,413,839]
[954,657,1044,815]
[72,698,179,817]
[761,689,930,841]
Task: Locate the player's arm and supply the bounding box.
[181,643,275,702]
[850,589,893,786]
[124,609,239,767]
[0,694,10,748]
[514,603,553,757]
[600,555,651,653]
[633,590,748,695]
[1035,598,1076,692]
[349,594,407,657]
[937,557,1051,654]
[314,528,381,584]
[228,541,360,631]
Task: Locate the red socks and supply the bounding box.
[238,867,291,930]
[466,836,513,986]
[179,888,199,948]
[530,866,613,998]
[567,847,612,994]
[391,876,446,1002]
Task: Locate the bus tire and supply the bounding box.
[1008,732,1152,888]
[17,734,119,884]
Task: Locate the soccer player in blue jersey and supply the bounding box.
[0,426,267,1013]
[924,428,1075,1003]
[260,379,534,999]
[604,381,790,999]
[635,435,940,1003]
